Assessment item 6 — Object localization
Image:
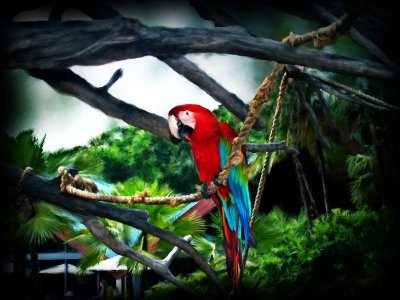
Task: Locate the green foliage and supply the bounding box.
[1,130,85,247]
[88,126,198,193]
[145,271,227,300]
[1,129,46,172]
[144,208,397,299]
[346,152,379,209]
[18,202,76,245]
[113,176,206,255]
[44,146,104,177]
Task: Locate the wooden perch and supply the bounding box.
[1,162,223,293]
[81,215,201,297]
[4,18,397,79]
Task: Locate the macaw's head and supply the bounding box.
[168,104,218,141]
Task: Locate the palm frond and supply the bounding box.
[253,213,283,251]
[2,130,46,172]
[18,202,76,246]
[191,236,216,262]
[45,147,103,177]
[78,246,107,270]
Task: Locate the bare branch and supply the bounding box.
[28,69,173,140]
[313,5,397,68]
[4,19,397,79]
[1,162,224,293]
[81,215,200,297]
[287,66,393,111]
[28,68,272,141]
[310,72,400,111]
[245,141,287,153]
[159,55,265,130]
[162,235,193,267]
[46,4,265,131]
[100,68,123,91]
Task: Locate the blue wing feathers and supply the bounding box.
[219,139,252,248]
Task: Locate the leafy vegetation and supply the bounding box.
[145,208,398,299]
[2,84,397,297]
[1,129,207,276]
[87,126,198,194]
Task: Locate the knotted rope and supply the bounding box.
[59,14,354,210]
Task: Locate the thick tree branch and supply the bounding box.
[28,68,270,141]
[4,19,397,79]
[1,162,223,293]
[46,4,265,130]
[159,55,265,130]
[29,68,173,140]
[81,215,200,297]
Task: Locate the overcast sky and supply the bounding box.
[6,2,274,151]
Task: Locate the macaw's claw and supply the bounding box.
[213,176,225,187]
[200,183,211,198]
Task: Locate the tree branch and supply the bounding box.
[4,19,397,79]
[80,215,200,297]
[161,235,193,267]
[287,66,393,111]
[159,55,265,130]
[47,3,265,130]
[269,1,397,68]
[29,68,173,140]
[100,68,123,92]
[1,162,224,293]
[312,4,397,68]
[245,141,287,153]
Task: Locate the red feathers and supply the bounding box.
[168,104,252,294]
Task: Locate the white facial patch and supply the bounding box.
[178,110,196,130]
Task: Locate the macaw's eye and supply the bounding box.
[185,111,190,116]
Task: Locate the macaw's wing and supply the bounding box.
[218,122,252,248]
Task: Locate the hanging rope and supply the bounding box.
[59,14,355,209]
[59,64,284,204]
[249,72,288,229]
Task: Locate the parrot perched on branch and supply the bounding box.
[168,104,255,292]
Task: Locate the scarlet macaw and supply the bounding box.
[168,104,255,291]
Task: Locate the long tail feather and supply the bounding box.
[221,209,242,292]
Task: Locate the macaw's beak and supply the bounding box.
[168,115,194,140]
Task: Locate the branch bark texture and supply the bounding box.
[2,163,222,292]
[4,19,397,79]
